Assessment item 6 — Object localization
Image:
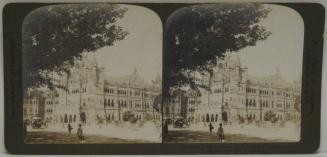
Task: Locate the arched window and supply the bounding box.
[69,115,72,123]
[206,114,210,122]
[64,114,68,123]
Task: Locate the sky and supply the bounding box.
[238,4,304,81]
[95,5,162,82]
[94,4,303,83]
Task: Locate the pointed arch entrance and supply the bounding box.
[222,111,228,122]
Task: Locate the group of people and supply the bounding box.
[67,124,85,143]
[162,120,225,142]
[209,123,225,142]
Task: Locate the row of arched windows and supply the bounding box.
[71,88,86,94]
[246,87,256,93]
[104,99,115,107]
[104,88,114,94]
[214,87,229,93]
[259,90,269,95]
[104,99,131,108]
[246,98,256,107]
[200,114,219,123]
[188,108,195,112]
[260,100,269,108]
[60,114,77,123]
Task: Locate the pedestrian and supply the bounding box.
[163,121,168,139]
[76,124,85,143]
[23,122,27,139]
[68,123,73,134]
[217,123,224,142]
[209,123,214,134]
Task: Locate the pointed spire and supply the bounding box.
[274,66,282,78]
[133,67,138,76]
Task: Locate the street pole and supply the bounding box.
[117,87,121,122]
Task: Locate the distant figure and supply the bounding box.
[217,123,224,142]
[23,122,27,139]
[163,121,168,139]
[209,123,214,134]
[68,123,73,134]
[76,124,85,143]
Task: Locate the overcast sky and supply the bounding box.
[238,4,304,81]
[95,5,162,82]
[94,4,303,83]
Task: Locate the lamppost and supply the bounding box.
[117,86,121,121]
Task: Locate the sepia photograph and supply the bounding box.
[163,4,303,143]
[22,4,162,144]
[2,1,325,154]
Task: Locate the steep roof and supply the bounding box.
[247,68,299,90]
[104,68,155,90]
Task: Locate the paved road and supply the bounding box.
[163,130,287,143]
[25,131,149,144]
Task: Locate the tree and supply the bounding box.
[153,94,162,112]
[164,3,271,92]
[294,95,301,112]
[22,4,129,92]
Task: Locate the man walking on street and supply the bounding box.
[77,124,85,143]
[217,123,224,142]
[163,121,169,140]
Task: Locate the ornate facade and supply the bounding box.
[24,54,162,126]
[164,52,301,125]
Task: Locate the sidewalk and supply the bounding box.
[28,121,162,142]
[170,121,300,141]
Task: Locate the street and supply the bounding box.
[25,131,150,144]
[163,130,290,143]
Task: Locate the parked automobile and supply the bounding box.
[173,117,187,128]
[31,117,44,129]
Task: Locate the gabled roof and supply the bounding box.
[104,68,156,90]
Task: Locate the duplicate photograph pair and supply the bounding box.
[3,2,324,154]
[21,3,303,144]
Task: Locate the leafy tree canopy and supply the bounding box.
[23,4,129,92]
[164,3,271,92]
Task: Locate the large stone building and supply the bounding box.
[23,90,46,121]
[24,54,162,126]
[163,89,200,123]
[164,52,301,125]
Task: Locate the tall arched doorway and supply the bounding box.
[222,112,228,122]
[206,114,210,122]
[64,114,68,123]
[80,112,86,123]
